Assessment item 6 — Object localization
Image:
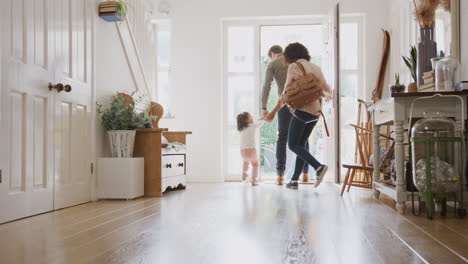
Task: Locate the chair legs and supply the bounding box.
[340,168,351,196]
[347,169,357,192]
[340,167,373,196]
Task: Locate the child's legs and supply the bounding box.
[251,159,259,180]
[242,161,249,177]
[241,149,259,180]
[240,149,254,176]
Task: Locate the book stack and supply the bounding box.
[419,70,435,91]
[99,1,122,22]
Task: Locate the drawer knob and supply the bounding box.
[165,164,172,168]
[178,163,184,167]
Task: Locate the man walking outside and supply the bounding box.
[261,45,309,185]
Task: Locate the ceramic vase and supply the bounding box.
[417,28,437,88]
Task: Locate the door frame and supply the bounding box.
[90,0,97,202]
[221,16,326,182]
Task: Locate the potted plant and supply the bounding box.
[97,93,154,158]
[390,74,406,94]
[402,46,417,92]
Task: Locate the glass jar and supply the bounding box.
[435,56,460,91]
[411,112,460,193]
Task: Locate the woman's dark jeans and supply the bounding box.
[288,110,322,181]
[276,106,309,176]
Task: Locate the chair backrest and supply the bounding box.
[148,102,164,128]
[354,99,373,166]
[353,99,394,170]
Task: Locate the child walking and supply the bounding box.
[237,112,264,186]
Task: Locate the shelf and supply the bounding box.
[391,90,468,98]
[374,181,397,200]
[374,181,468,205]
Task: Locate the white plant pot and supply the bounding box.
[108,130,136,158]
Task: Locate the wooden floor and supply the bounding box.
[0,183,467,264]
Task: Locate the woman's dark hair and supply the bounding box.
[268,45,283,58]
[237,112,250,132]
[283,42,311,63]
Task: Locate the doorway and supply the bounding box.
[259,25,330,181]
[222,16,337,182]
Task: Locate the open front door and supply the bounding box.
[322,4,340,183]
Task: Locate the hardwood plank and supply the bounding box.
[1,198,162,264]
[0,183,467,264]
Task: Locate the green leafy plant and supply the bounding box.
[402,46,417,83]
[97,94,154,131]
[394,73,400,86]
[439,50,445,58]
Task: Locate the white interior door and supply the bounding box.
[0,0,94,222]
[0,0,55,223]
[53,0,93,209]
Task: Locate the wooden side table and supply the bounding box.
[133,128,192,197]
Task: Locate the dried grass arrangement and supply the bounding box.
[413,0,440,28]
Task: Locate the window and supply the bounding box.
[155,21,172,117]
[225,26,257,178]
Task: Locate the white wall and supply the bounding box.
[150,0,389,182]
[95,19,137,159]
[339,0,391,100]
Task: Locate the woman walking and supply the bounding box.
[265,42,331,189]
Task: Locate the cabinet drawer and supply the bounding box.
[374,106,394,125]
[162,155,185,178]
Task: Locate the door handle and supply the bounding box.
[165,164,172,168]
[178,163,184,167]
[49,82,72,93]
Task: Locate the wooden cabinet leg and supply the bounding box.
[373,189,381,199]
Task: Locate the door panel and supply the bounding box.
[0,0,94,222]
[53,0,93,209]
[0,0,55,223]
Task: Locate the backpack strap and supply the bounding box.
[288,107,330,137]
[295,62,306,75]
[320,111,330,137]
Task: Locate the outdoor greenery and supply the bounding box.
[97,94,154,131]
[260,56,279,166]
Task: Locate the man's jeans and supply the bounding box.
[276,106,309,176]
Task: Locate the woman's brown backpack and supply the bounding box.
[281,62,323,109]
[281,61,329,136]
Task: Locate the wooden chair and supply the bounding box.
[148,101,164,128]
[340,100,393,196]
